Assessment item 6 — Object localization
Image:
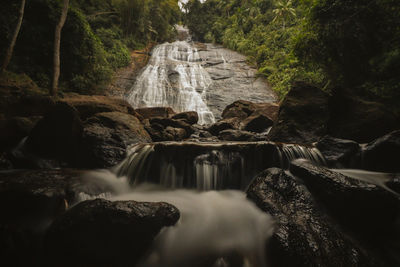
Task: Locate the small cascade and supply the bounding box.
[277,143,326,169]
[127,41,215,125]
[114,141,327,190]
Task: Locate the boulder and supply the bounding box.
[316,135,361,168]
[328,93,399,143]
[0,152,13,170]
[135,107,176,120]
[0,169,96,266]
[218,129,256,141]
[207,118,239,136]
[172,111,199,125]
[149,117,194,135]
[289,159,400,236]
[45,198,180,267]
[79,112,151,168]
[247,168,374,267]
[25,102,83,163]
[269,82,330,144]
[222,100,279,122]
[242,114,273,133]
[362,130,400,172]
[0,116,39,152]
[61,94,140,120]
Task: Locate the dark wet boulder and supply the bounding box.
[172,111,199,125]
[247,168,373,267]
[222,100,279,122]
[218,129,256,141]
[316,135,361,168]
[289,159,400,236]
[25,102,83,164]
[363,130,400,172]
[0,169,113,266]
[269,82,330,144]
[45,198,180,267]
[145,117,195,141]
[328,93,399,143]
[242,114,273,133]
[0,152,13,170]
[207,118,239,136]
[79,112,151,168]
[0,116,40,152]
[149,117,194,135]
[135,107,176,119]
[61,94,139,120]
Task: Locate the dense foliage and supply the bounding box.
[0,0,181,94]
[184,0,400,100]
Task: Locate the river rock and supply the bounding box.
[269,82,330,144]
[316,135,361,168]
[0,169,114,266]
[328,93,399,143]
[247,168,373,267]
[172,111,199,124]
[61,94,139,120]
[289,159,400,236]
[218,129,256,141]
[25,102,83,164]
[222,100,279,121]
[135,107,176,119]
[242,114,273,133]
[362,130,400,172]
[207,118,239,136]
[79,112,151,168]
[44,198,180,267]
[0,116,39,152]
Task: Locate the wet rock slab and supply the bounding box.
[247,168,375,267]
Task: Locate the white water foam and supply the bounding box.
[113,185,274,267]
[81,170,274,267]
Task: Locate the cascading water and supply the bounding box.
[113,141,327,190]
[127,41,215,125]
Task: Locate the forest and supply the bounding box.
[0,0,181,93]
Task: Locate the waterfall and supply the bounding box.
[127,41,215,125]
[114,141,327,190]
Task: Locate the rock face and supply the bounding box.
[247,168,373,267]
[45,198,180,267]
[290,160,399,236]
[316,135,361,168]
[79,112,151,168]
[363,130,400,172]
[328,93,399,143]
[25,102,83,164]
[198,44,277,120]
[269,82,330,144]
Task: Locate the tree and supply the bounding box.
[1,0,26,74]
[51,0,70,96]
[272,0,296,29]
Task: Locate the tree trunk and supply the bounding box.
[1,0,26,74]
[51,0,70,96]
